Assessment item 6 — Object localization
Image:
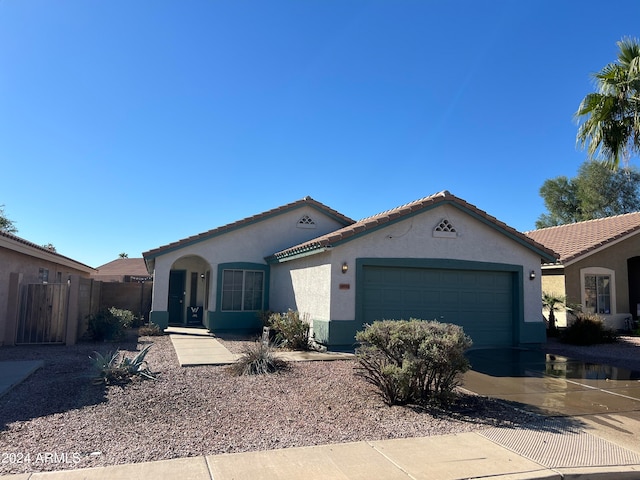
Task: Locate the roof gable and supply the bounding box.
[525,212,640,264]
[142,196,354,261]
[267,191,558,263]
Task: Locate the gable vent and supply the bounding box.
[297,215,316,229]
[433,219,457,238]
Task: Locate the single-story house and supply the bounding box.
[0,230,95,345]
[92,258,153,283]
[143,191,557,350]
[92,258,153,321]
[526,212,640,331]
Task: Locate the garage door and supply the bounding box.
[361,266,515,347]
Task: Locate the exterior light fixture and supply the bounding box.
[341,262,348,274]
[200,273,205,280]
[529,270,536,280]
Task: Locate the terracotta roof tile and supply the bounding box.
[525,212,640,264]
[269,191,557,262]
[93,258,150,277]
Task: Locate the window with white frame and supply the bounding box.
[221,269,264,311]
[581,268,615,315]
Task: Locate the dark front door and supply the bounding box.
[628,257,640,319]
[168,270,186,325]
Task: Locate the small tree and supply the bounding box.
[0,204,17,234]
[542,292,566,337]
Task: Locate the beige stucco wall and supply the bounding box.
[564,233,640,316]
[270,253,332,321]
[150,205,348,313]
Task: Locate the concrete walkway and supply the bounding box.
[168,327,354,366]
[0,360,43,398]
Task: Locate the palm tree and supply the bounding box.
[542,292,566,337]
[576,37,640,169]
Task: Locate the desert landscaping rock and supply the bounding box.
[0,333,638,474]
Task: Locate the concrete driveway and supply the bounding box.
[463,348,640,454]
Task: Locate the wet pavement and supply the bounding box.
[463,347,640,454]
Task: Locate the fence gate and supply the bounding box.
[16,283,69,345]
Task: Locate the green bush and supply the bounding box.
[138,322,163,336]
[228,340,288,376]
[86,309,125,342]
[91,345,156,384]
[561,313,617,345]
[108,307,140,328]
[355,319,472,406]
[268,310,310,350]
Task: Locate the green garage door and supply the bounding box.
[362,266,515,347]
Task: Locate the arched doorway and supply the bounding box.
[168,255,210,326]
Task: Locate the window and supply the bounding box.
[221,270,264,311]
[39,268,49,283]
[581,268,615,315]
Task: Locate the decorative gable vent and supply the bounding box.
[297,215,316,229]
[433,218,458,238]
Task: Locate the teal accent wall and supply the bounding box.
[208,310,263,334]
[208,262,269,334]
[313,319,362,351]
[519,321,546,346]
[150,311,169,330]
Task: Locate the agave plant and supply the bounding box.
[91,345,156,384]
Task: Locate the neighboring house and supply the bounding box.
[92,258,153,321]
[92,258,153,283]
[143,192,557,350]
[0,230,95,345]
[526,212,640,331]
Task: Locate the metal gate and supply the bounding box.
[16,283,69,345]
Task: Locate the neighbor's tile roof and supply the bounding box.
[93,258,150,277]
[0,230,95,271]
[142,196,354,259]
[525,212,640,264]
[268,190,557,262]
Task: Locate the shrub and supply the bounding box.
[268,310,310,350]
[228,340,288,376]
[355,319,472,406]
[86,309,125,342]
[138,322,163,336]
[561,313,617,345]
[109,307,140,329]
[91,345,156,384]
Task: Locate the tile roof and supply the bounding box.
[525,212,640,264]
[142,196,355,259]
[93,258,150,277]
[268,191,558,262]
[0,230,95,271]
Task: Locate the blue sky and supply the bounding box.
[2,1,639,268]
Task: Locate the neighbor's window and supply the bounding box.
[584,273,611,314]
[39,268,49,283]
[221,270,264,311]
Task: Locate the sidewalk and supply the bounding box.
[3,430,640,479]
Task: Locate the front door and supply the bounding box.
[168,270,186,325]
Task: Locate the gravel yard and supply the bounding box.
[0,332,638,474]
